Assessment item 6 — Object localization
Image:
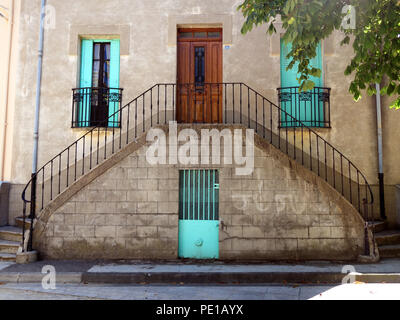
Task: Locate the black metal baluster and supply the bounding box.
[143,94,145,133]
[301,126,304,165]
[104,126,107,160]
[82,136,85,174]
[172,84,175,121]
[240,84,243,124]
[341,155,344,195]
[232,84,235,124]
[90,130,93,170]
[41,168,44,210]
[97,127,100,165]
[357,170,361,212]
[293,118,296,160]
[150,88,153,127]
[135,99,138,139]
[270,102,272,144]
[309,130,312,171]
[165,85,167,124]
[126,103,130,145]
[349,164,353,204]
[333,149,336,189]
[209,83,212,123]
[71,89,75,127]
[263,99,265,138]
[66,147,70,187]
[74,142,77,181]
[324,142,327,181]
[255,92,258,133]
[157,85,160,125]
[58,154,61,195]
[187,84,190,123]
[285,123,288,154]
[119,108,122,150]
[248,87,250,128]
[112,119,115,154]
[50,160,53,201]
[221,84,224,123]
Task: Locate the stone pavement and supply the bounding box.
[0,283,400,300]
[0,259,399,285]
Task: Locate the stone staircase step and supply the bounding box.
[0,252,16,262]
[0,239,20,254]
[375,230,400,246]
[379,244,400,258]
[15,217,32,229]
[368,220,387,233]
[0,226,23,242]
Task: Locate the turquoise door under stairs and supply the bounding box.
[178,170,219,259]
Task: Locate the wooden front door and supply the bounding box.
[177,28,223,123]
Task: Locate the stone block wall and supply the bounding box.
[34,125,365,260]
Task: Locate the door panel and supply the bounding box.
[78,39,120,127]
[178,169,219,259]
[177,29,222,124]
[280,40,323,127]
[177,42,191,123]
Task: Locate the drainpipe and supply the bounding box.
[0,0,14,181]
[32,0,46,176]
[27,0,46,251]
[376,83,386,220]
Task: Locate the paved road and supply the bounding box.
[0,283,400,300]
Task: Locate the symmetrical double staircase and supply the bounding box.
[12,82,397,259]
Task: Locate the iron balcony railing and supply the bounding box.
[21,83,374,255]
[71,87,123,128]
[277,86,331,128]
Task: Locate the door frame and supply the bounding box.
[176,28,223,124]
[178,169,220,259]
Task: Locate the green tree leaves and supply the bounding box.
[238,0,400,109]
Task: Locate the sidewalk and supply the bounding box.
[0,259,399,284]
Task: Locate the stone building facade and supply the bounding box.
[0,0,398,260]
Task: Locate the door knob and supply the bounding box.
[195,238,203,247]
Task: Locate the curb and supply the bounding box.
[0,272,82,284]
[81,272,346,284]
[0,272,399,284]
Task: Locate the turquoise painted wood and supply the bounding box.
[79,40,93,127]
[178,170,219,259]
[280,40,323,127]
[178,220,219,259]
[108,39,120,127]
[79,39,120,127]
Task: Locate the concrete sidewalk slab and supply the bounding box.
[0,259,399,284]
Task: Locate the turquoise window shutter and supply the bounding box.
[79,39,120,128]
[79,39,94,127]
[108,40,120,127]
[280,40,323,127]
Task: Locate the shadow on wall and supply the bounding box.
[0,182,10,226]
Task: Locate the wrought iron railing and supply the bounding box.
[21,83,374,254]
[71,87,123,128]
[278,86,331,128]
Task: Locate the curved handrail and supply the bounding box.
[20,82,374,252]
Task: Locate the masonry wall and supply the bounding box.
[34,126,365,260]
[5,0,400,228]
